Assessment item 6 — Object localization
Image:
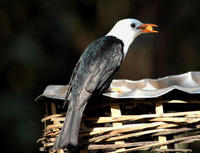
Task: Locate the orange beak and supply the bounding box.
[137,24,158,33]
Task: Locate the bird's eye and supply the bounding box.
[131,23,136,28]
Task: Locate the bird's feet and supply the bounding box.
[110,87,123,93]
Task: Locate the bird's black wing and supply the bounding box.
[70,36,124,108]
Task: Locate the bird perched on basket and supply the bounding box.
[53,18,158,151]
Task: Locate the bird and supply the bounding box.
[53,18,158,151]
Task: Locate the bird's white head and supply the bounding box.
[106,18,158,57]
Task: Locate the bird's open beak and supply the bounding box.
[137,24,158,33]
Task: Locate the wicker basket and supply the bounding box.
[37,72,200,152]
[37,92,200,153]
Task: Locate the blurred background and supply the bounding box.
[1,0,200,152]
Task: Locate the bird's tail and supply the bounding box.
[52,101,87,150]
